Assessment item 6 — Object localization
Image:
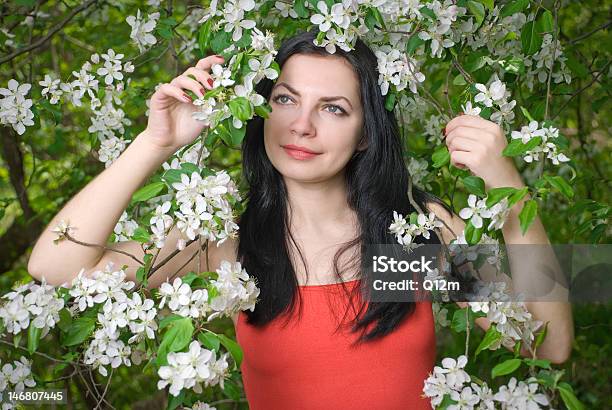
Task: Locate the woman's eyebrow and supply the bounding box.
[273,82,353,109]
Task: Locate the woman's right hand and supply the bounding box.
[144,54,225,150]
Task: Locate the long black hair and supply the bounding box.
[238,29,449,344]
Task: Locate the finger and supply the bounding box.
[450,150,472,169]
[446,135,481,153]
[446,125,495,146]
[183,67,214,90]
[195,54,225,71]
[445,114,498,136]
[158,83,192,104]
[171,76,206,99]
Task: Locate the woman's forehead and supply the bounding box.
[277,54,360,101]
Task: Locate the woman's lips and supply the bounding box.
[282,147,321,160]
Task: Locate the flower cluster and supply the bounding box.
[36,49,135,167]
[113,210,139,242]
[170,170,241,250]
[524,34,572,91]
[0,79,34,135]
[126,10,160,53]
[467,281,543,349]
[424,355,550,409]
[389,211,444,251]
[0,279,64,337]
[374,45,426,95]
[458,195,510,231]
[0,356,37,407]
[157,340,230,397]
[158,277,212,319]
[511,121,570,165]
[208,260,260,321]
[418,0,467,58]
[473,74,517,125]
[310,0,368,54]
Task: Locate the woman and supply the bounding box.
[28,30,573,409]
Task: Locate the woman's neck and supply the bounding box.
[284,172,356,233]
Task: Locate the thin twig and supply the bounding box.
[0,0,99,65]
[568,20,611,45]
[0,339,73,363]
[544,1,560,121]
[94,368,113,410]
[551,60,611,121]
[64,232,144,265]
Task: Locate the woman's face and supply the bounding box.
[263,54,365,184]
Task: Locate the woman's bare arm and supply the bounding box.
[28,130,179,287]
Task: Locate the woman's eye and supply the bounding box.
[273,94,292,104]
[326,105,345,115]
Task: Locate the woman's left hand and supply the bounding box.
[444,114,525,189]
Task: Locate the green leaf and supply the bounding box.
[520,106,535,122]
[62,317,96,347]
[166,390,186,410]
[507,187,529,207]
[518,199,538,235]
[384,90,397,111]
[432,146,450,168]
[467,1,486,28]
[475,326,502,356]
[492,358,522,378]
[198,331,221,352]
[217,333,243,366]
[534,321,548,348]
[451,307,480,333]
[294,0,309,18]
[58,308,73,332]
[464,221,483,245]
[131,181,165,204]
[503,136,542,157]
[479,0,494,12]
[452,74,467,85]
[463,52,487,72]
[486,187,518,207]
[536,10,554,34]
[254,103,272,119]
[157,317,194,366]
[405,35,425,55]
[228,97,253,122]
[558,382,586,410]
[222,379,242,400]
[524,358,551,369]
[211,31,232,55]
[462,176,486,197]
[132,227,151,243]
[521,21,542,56]
[500,0,529,18]
[156,27,173,40]
[28,326,42,354]
[159,314,184,329]
[544,175,574,199]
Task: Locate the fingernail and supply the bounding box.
[215,55,223,59]
[207,79,214,87]
[182,93,192,102]
[200,88,206,95]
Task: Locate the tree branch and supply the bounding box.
[0,0,99,65]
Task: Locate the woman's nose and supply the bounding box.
[289,107,316,138]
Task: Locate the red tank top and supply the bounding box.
[236,279,436,409]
